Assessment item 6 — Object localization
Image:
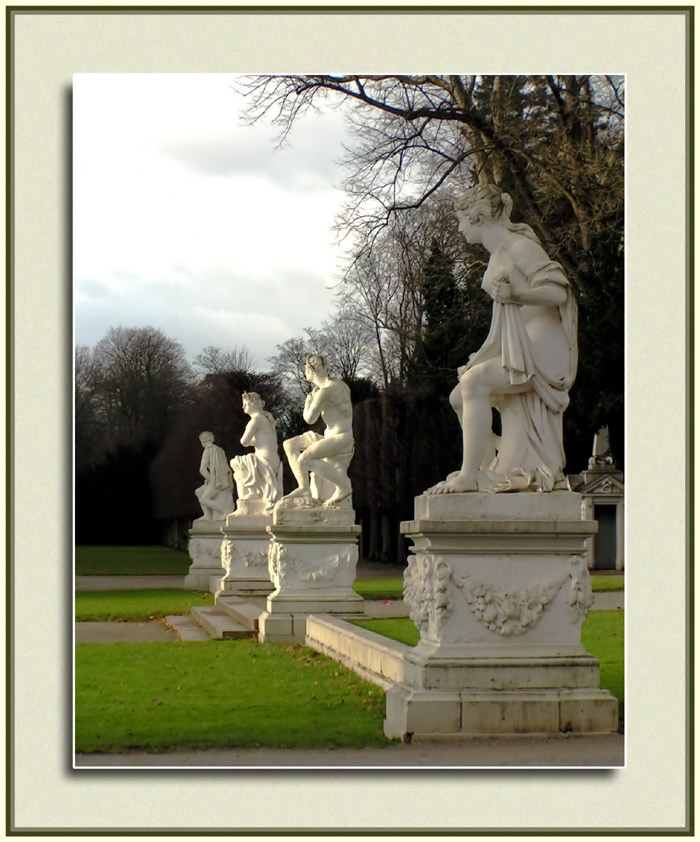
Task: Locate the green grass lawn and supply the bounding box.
[353,611,625,726]
[75,589,214,621]
[75,546,191,576]
[75,640,388,753]
[353,617,420,646]
[590,575,624,592]
[581,611,625,716]
[75,608,624,753]
[353,578,405,599]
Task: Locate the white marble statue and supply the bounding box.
[230,391,283,512]
[281,354,354,507]
[193,431,234,522]
[428,183,577,495]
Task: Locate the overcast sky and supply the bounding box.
[73,73,351,370]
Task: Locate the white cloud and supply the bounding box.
[73,73,351,368]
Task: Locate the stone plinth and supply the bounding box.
[384,492,618,740]
[184,524,226,590]
[257,502,364,643]
[215,509,274,597]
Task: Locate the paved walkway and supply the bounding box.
[75,733,624,767]
[75,620,178,643]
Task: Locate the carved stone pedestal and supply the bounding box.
[257,502,364,643]
[385,492,619,740]
[215,504,274,597]
[184,524,226,590]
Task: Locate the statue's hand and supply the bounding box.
[491,276,517,303]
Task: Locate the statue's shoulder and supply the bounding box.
[329,377,351,399]
[510,233,546,262]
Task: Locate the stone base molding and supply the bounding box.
[258,514,364,643]
[184,526,225,590]
[214,513,274,597]
[384,492,618,739]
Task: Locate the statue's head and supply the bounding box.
[455,183,540,248]
[242,391,264,411]
[305,353,327,380]
[455,183,513,225]
[199,431,215,446]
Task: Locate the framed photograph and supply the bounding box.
[9,4,691,835]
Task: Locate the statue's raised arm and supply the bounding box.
[427,184,577,495]
[280,354,354,509]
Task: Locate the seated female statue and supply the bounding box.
[428,183,577,494]
[230,391,283,512]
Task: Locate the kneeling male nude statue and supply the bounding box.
[282,354,354,507]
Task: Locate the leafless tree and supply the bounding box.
[267,334,318,402]
[238,74,624,286]
[90,326,194,449]
[192,344,253,377]
[240,73,625,466]
[75,345,107,469]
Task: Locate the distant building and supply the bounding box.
[567,427,624,571]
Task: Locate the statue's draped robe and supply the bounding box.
[205,445,234,490]
[468,258,578,492]
[231,453,283,504]
[195,444,234,519]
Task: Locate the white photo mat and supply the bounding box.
[10,4,689,834]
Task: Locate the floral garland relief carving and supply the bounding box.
[221,539,234,573]
[189,539,221,566]
[566,554,595,621]
[403,555,453,632]
[268,543,356,589]
[404,554,594,637]
[243,550,269,568]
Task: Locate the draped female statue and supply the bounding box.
[230,391,283,512]
[428,184,577,494]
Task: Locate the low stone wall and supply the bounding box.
[304,615,411,690]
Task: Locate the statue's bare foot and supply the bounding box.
[323,487,352,508]
[426,472,478,494]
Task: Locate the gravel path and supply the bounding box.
[74,733,624,768]
[75,620,178,643]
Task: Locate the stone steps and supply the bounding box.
[216,596,266,631]
[189,606,257,640]
[164,614,210,642]
[167,596,266,642]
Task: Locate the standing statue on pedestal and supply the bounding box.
[281,354,354,507]
[194,431,234,523]
[428,184,577,495]
[230,391,283,513]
